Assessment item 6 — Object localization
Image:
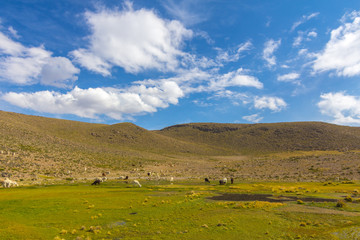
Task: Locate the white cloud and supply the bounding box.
[40,57,80,88]
[0,32,24,55]
[145,67,262,96]
[291,12,319,32]
[277,72,301,85]
[71,49,111,76]
[211,90,250,106]
[263,39,281,67]
[254,96,287,111]
[243,113,263,123]
[192,99,213,107]
[2,81,184,120]
[293,34,303,47]
[298,49,308,56]
[308,31,317,38]
[71,5,193,75]
[313,11,360,77]
[293,30,318,47]
[216,41,252,63]
[195,30,214,45]
[0,31,79,87]
[162,0,207,26]
[208,68,263,91]
[8,26,19,39]
[318,92,360,125]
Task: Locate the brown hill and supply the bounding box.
[0,111,220,180]
[1,110,360,182]
[157,122,360,154]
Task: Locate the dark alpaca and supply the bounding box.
[205,178,210,183]
[91,179,101,185]
[231,178,234,184]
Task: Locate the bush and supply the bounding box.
[344,196,353,202]
[336,200,346,208]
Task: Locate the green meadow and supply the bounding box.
[1,180,360,240]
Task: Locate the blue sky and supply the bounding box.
[1,0,360,130]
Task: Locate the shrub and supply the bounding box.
[344,196,353,202]
[336,200,346,208]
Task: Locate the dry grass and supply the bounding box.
[1,110,360,182]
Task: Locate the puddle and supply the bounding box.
[208,193,338,203]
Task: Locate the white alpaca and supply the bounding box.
[10,180,18,187]
[219,177,227,185]
[133,180,142,187]
[1,178,18,188]
[95,177,107,182]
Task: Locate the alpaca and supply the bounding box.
[133,180,142,187]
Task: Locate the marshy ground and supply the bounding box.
[1,180,360,239]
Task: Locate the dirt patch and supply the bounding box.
[208,193,338,203]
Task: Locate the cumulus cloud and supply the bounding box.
[313,11,360,77]
[254,96,287,111]
[242,113,263,123]
[0,31,79,87]
[263,39,281,67]
[0,31,24,56]
[308,31,317,38]
[208,68,263,91]
[291,12,319,32]
[40,57,80,88]
[318,92,360,125]
[277,72,301,85]
[2,81,183,120]
[71,4,193,75]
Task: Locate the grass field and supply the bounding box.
[1,180,360,240]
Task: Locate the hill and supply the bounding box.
[1,110,360,182]
[0,111,221,181]
[157,122,360,154]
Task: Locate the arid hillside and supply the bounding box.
[1,110,360,182]
[158,122,360,154]
[0,111,226,180]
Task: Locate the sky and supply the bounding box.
[1,0,360,130]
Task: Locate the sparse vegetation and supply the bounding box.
[1,111,360,182]
[336,200,346,208]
